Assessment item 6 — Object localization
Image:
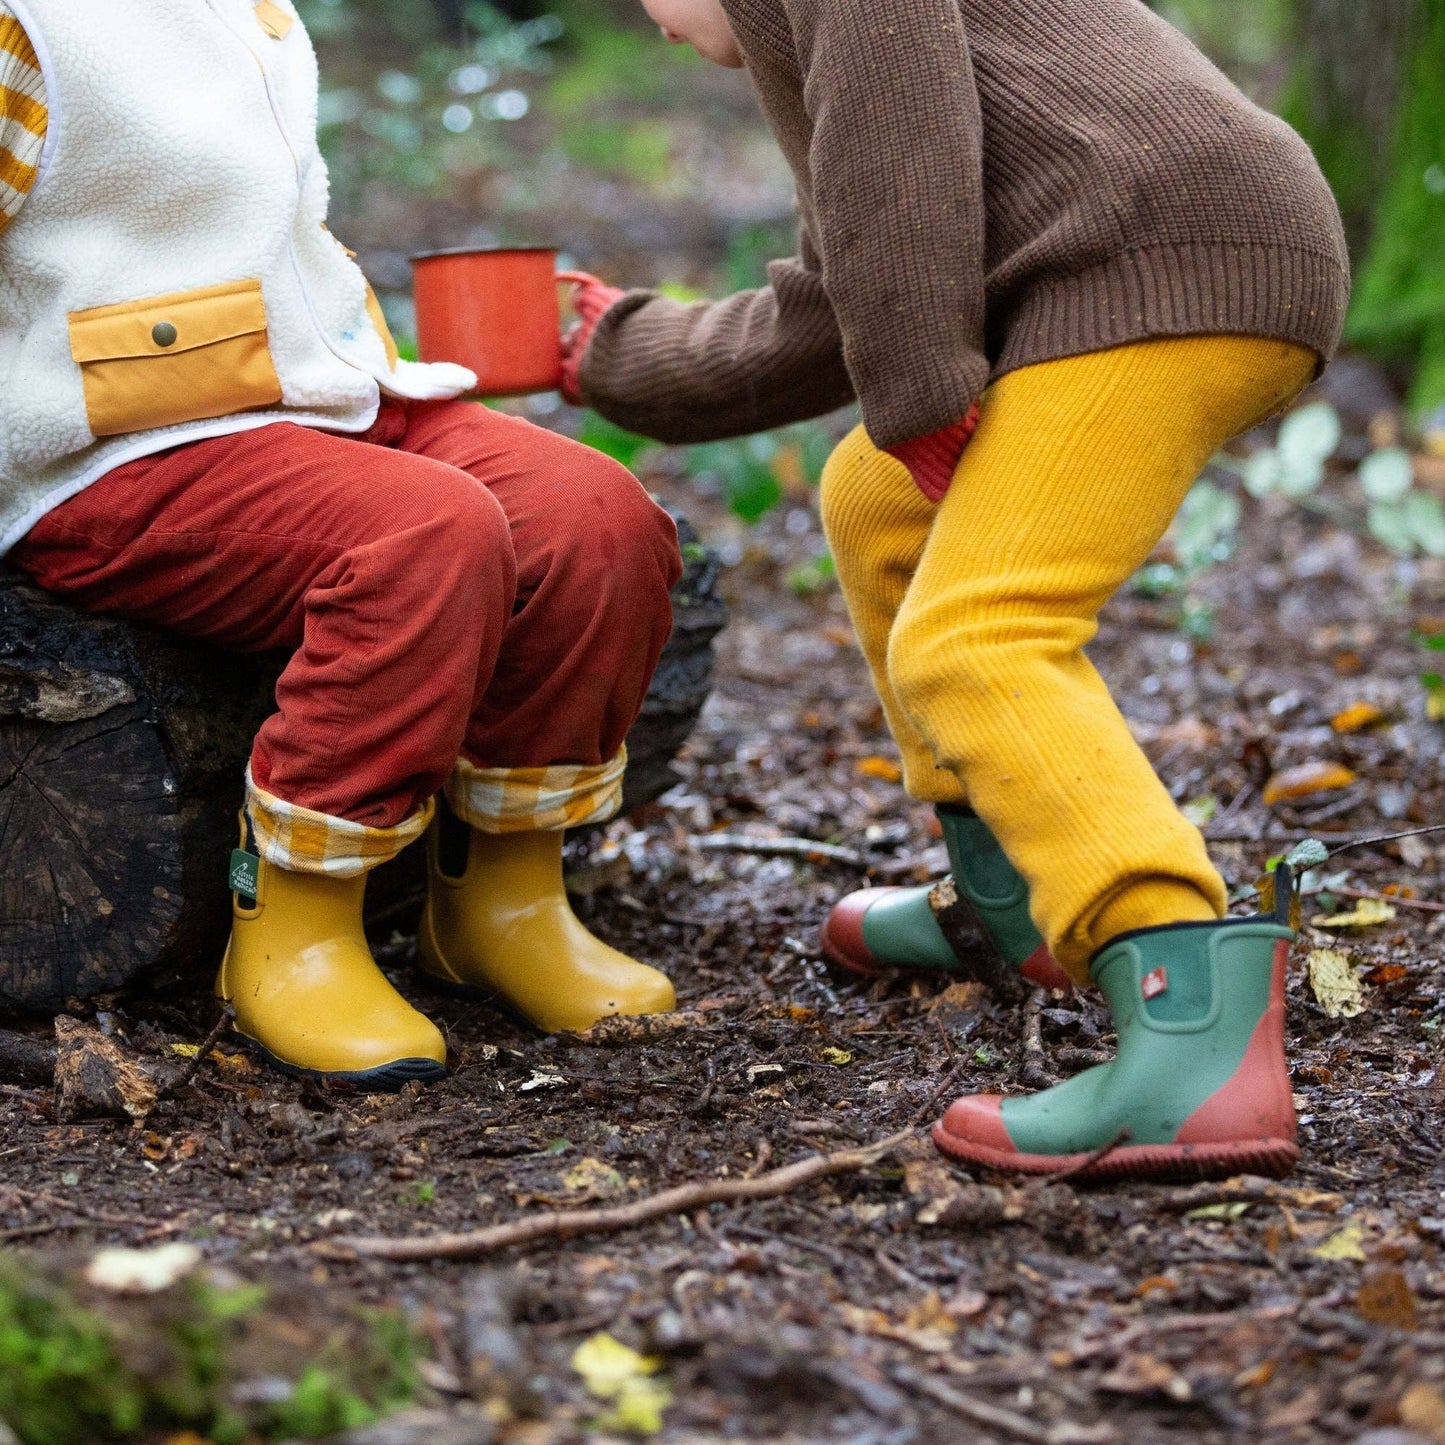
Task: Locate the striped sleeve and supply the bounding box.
[0,3,46,232]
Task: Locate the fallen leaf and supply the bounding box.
[561,1157,626,1199]
[1233,1360,1277,1390]
[167,1043,200,1059]
[1135,1274,1179,1296]
[1356,1268,1419,1330]
[1307,949,1367,1018]
[1098,1353,1191,1402]
[518,1071,568,1092]
[1311,1219,1367,1261]
[1263,761,1358,805]
[1400,1382,1445,1438]
[819,1046,853,1065]
[928,981,989,1014]
[572,1332,671,1436]
[1181,794,1217,826]
[902,1291,959,1343]
[856,755,903,783]
[1313,898,1397,929]
[84,1243,201,1295]
[1185,1202,1252,1221]
[1331,702,1387,733]
[1364,963,1410,986]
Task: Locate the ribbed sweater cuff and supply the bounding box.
[884,404,981,502]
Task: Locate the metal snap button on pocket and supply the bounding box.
[151,322,178,348]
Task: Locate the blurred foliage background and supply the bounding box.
[294,0,1445,520]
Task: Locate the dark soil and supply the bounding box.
[2,392,1444,1444]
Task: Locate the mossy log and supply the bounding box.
[0,517,724,1014]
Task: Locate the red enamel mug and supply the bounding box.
[410,246,594,396]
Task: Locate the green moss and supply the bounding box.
[0,1258,423,1444]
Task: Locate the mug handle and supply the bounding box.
[557,269,604,288]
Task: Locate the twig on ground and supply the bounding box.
[0,1184,187,1234]
[1046,1129,1132,1186]
[312,1128,918,1263]
[1324,823,1445,862]
[1329,885,1445,914]
[909,1059,973,1127]
[160,1005,236,1098]
[1020,989,1052,1090]
[890,1363,1111,1444]
[689,833,866,866]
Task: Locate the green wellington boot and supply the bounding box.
[933,866,1300,1182]
[821,804,1072,992]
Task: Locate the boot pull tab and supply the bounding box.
[1271,860,1297,929]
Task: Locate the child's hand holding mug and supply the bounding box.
[560,274,625,405]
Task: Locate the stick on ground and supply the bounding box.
[312,1128,917,1263]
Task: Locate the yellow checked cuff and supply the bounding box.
[243,767,434,878]
[445,748,627,834]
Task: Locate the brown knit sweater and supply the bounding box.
[579,0,1349,450]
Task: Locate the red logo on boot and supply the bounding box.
[1141,966,1169,1000]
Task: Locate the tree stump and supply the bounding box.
[0,517,724,1014]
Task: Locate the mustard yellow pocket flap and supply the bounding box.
[69,280,271,365]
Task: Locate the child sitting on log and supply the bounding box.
[0,0,680,1086]
[562,0,1350,1179]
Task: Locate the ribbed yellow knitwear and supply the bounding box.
[821,334,1317,981]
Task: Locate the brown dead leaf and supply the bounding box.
[54,1017,158,1124]
[1233,1360,1277,1391]
[1331,702,1387,734]
[1356,1268,1419,1330]
[928,981,989,1014]
[1263,761,1359,805]
[1098,1354,1191,1402]
[902,1291,959,1342]
[1134,1275,1179,1297]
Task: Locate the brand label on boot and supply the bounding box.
[229,849,259,897]
[1141,965,1169,1000]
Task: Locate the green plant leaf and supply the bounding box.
[1242,449,1283,497]
[1368,499,1419,555]
[1277,401,1342,471]
[1358,446,1415,503]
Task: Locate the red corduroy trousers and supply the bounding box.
[11,399,682,828]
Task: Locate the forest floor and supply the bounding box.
[2,375,1445,1444]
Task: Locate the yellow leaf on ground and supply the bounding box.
[856,755,903,783]
[573,1333,665,1403]
[1263,761,1358,805]
[1330,702,1386,734]
[561,1157,626,1198]
[1311,1219,1367,1262]
[819,1046,853,1065]
[1307,950,1367,1018]
[1312,899,1397,929]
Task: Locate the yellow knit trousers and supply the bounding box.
[820,335,1316,982]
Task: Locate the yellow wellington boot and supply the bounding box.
[217,831,448,1088]
[417,806,675,1032]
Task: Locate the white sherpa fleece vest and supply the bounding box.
[0,0,476,554]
